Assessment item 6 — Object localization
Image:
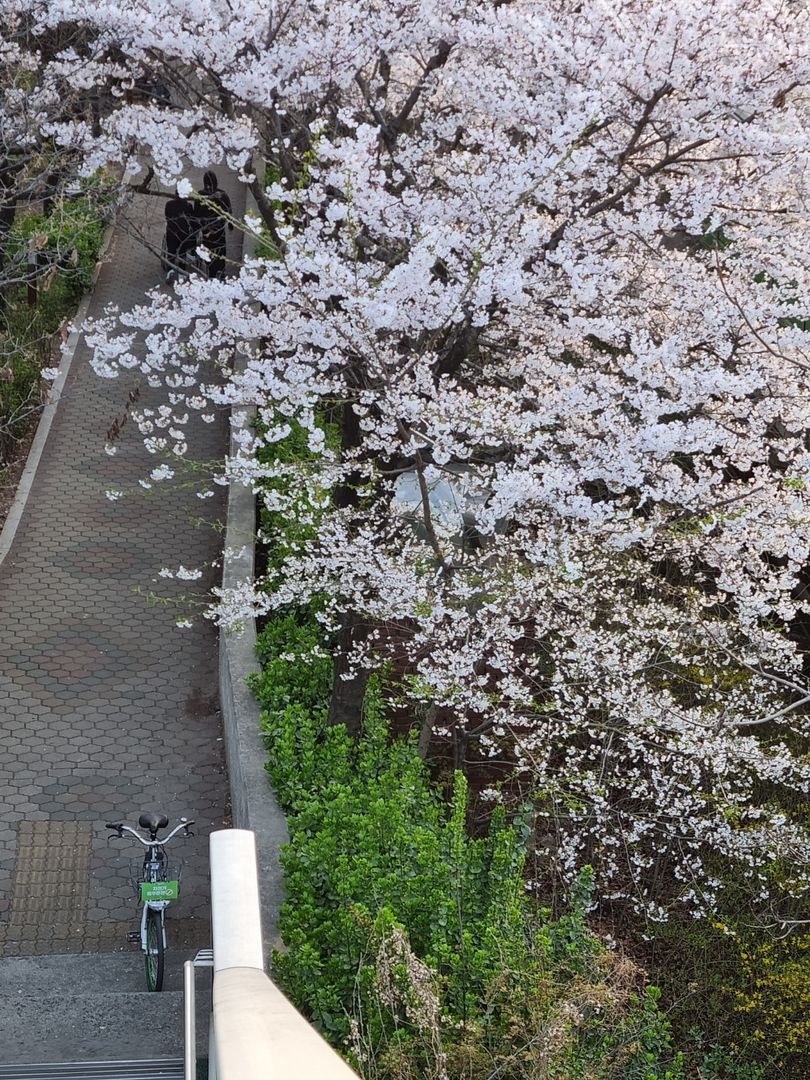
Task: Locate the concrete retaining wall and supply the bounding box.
[218,184,289,959]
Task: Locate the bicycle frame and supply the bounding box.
[139,836,170,954]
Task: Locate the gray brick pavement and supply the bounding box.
[0,178,243,956]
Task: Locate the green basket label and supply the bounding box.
[140,880,179,902]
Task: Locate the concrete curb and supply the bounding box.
[218,175,289,962]
[0,218,117,569]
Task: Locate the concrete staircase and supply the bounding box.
[0,952,210,1074]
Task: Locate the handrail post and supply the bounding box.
[210,829,264,972]
[184,959,196,1080]
[208,1011,218,1080]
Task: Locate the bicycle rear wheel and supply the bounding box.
[145,907,165,992]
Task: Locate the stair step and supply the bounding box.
[0,1061,184,1080]
[0,952,199,994]
[0,991,191,1064]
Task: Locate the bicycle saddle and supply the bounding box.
[138,811,169,835]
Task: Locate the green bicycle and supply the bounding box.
[106,812,194,991]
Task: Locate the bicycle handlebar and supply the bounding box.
[105,819,194,846]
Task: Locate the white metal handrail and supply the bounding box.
[185,949,213,1080]
[184,959,195,1080]
[207,828,359,1079]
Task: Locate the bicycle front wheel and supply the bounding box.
[145,907,165,992]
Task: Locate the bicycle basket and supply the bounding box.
[131,860,183,901]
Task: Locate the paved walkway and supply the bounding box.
[0,179,242,956]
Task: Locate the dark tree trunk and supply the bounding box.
[327,609,369,737]
[452,725,469,771]
[333,397,362,510]
[417,705,436,759]
[326,395,371,736]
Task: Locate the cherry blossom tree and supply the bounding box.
[17,0,810,917]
